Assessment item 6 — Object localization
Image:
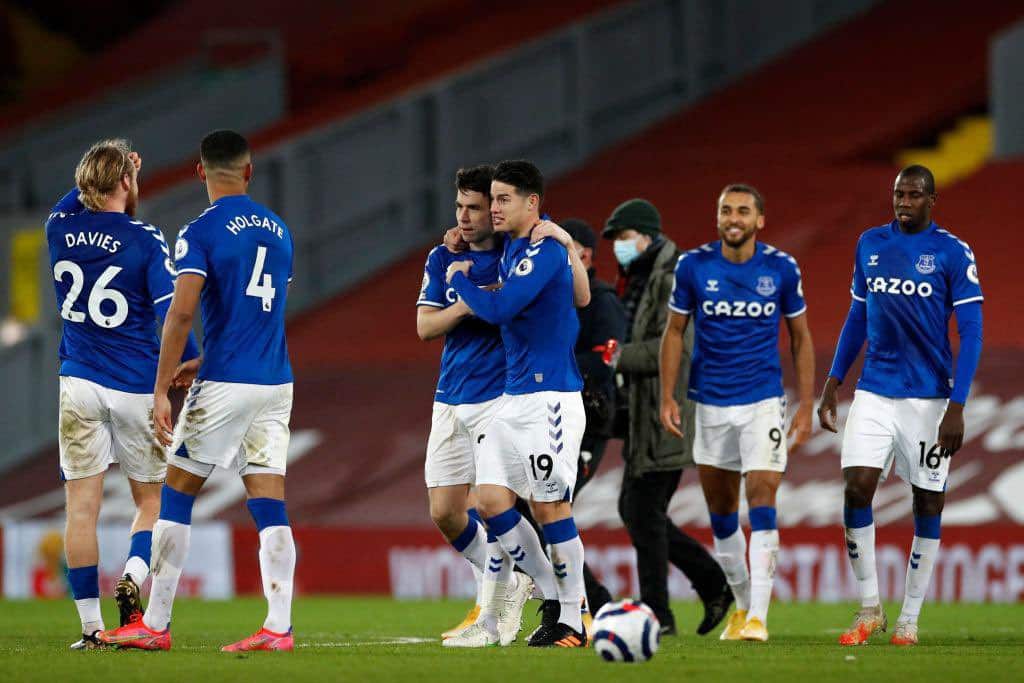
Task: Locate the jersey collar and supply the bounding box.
[212,194,249,206]
[888,219,937,237]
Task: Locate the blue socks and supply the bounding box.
[914,513,941,540]
[160,485,196,525]
[710,511,740,539]
[844,505,873,529]
[124,530,153,585]
[247,497,289,530]
[67,565,99,600]
[749,506,777,531]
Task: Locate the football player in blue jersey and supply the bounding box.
[102,131,296,652]
[446,160,590,648]
[659,184,815,642]
[819,165,983,647]
[422,166,593,647]
[417,165,535,646]
[46,140,200,649]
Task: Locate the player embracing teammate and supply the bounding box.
[443,160,592,648]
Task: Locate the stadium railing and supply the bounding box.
[0,31,286,213]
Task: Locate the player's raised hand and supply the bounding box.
[172,358,200,389]
[128,151,141,173]
[446,260,472,283]
[443,226,468,253]
[531,219,569,246]
[153,392,174,447]
[937,401,965,456]
[817,377,840,433]
[788,403,813,450]
[660,397,684,438]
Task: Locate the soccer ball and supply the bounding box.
[591,599,660,662]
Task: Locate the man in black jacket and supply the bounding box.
[603,199,732,636]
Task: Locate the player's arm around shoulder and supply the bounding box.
[451,238,559,325]
[532,221,591,307]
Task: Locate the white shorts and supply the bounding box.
[424,397,501,488]
[840,390,950,492]
[693,396,787,473]
[170,379,292,478]
[58,376,166,482]
[475,391,585,503]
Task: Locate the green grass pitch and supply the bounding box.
[1,598,1021,682]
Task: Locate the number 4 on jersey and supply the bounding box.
[246,245,276,312]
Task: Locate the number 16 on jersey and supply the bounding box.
[246,245,276,312]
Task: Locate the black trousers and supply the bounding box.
[618,466,726,628]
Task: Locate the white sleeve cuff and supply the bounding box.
[953,296,984,306]
[668,303,691,315]
[177,267,207,277]
[783,305,808,318]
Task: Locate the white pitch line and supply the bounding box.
[299,637,435,648]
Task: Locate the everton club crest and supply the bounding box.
[916,254,936,275]
[756,275,777,296]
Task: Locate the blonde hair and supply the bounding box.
[75,139,133,211]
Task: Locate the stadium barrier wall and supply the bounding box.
[241,526,1024,603]
[0,0,877,471]
[1,521,234,599]
[4,523,1020,602]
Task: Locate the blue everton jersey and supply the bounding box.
[849,221,982,399]
[174,194,293,385]
[669,241,806,406]
[451,236,582,395]
[46,189,179,393]
[417,244,505,405]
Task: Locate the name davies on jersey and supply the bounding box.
[702,300,777,317]
[225,213,285,239]
[63,231,121,254]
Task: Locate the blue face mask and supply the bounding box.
[614,238,641,267]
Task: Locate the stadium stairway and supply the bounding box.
[1,0,1022,529]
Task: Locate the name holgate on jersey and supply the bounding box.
[62,230,122,254]
[225,213,285,239]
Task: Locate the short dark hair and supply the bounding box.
[455,164,494,196]
[493,160,544,198]
[719,183,765,214]
[200,130,251,169]
[896,164,936,194]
